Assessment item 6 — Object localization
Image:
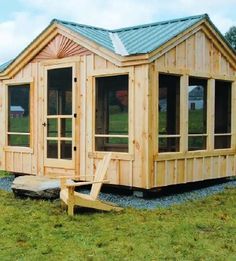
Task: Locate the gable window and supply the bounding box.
[188,77,207,151]
[8,84,31,147]
[214,80,231,149]
[95,75,128,152]
[158,74,180,152]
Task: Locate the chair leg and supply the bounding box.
[68,203,74,216]
[67,187,75,216]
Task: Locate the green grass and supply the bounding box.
[0,188,235,260]
[9,116,29,133]
[159,110,205,134]
[0,171,11,178]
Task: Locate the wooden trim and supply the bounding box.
[128,67,135,155]
[5,80,33,150]
[7,132,30,135]
[47,115,73,119]
[3,146,33,154]
[40,56,81,66]
[156,67,235,81]
[91,68,134,155]
[4,78,34,85]
[44,159,74,168]
[159,135,181,138]
[231,81,236,149]
[155,149,236,161]
[94,134,128,138]
[43,60,77,169]
[46,137,72,141]
[214,133,231,136]
[88,152,134,161]
[88,67,133,77]
[188,134,207,137]
[180,74,188,153]
[207,79,215,150]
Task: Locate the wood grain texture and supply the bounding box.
[33,34,91,62]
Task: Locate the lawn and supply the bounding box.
[0,171,10,178]
[0,188,235,260]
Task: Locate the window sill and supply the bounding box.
[89,152,134,161]
[3,146,33,154]
[155,149,236,161]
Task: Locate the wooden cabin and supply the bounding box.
[0,14,235,190]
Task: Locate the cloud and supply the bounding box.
[0,0,235,64]
[0,12,48,64]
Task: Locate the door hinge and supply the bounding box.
[74,77,77,83]
[73,146,77,151]
[74,113,77,118]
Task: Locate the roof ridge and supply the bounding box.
[113,14,208,32]
[52,14,208,33]
[52,19,110,32]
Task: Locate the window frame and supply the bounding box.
[90,69,134,156]
[157,73,181,153]
[187,77,208,152]
[5,79,33,150]
[214,80,232,150]
[94,74,129,153]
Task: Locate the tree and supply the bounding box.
[225,26,236,50]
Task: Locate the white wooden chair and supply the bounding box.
[60,153,123,215]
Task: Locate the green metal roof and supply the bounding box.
[1,14,234,73]
[55,14,207,55]
[0,59,14,73]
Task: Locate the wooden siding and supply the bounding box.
[154,154,235,187]
[152,28,236,188]
[156,30,235,77]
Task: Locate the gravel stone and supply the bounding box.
[0,176,15,192]
[0,176,235,209]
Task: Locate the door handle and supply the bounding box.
[42,122,47,127]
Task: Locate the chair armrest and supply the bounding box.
[66,180,110,187]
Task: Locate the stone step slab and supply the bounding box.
[11,175,60,199]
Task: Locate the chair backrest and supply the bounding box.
[90,153,112,199]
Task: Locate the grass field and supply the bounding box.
[0,187,235,260]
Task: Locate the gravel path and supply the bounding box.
[0,176,235,209]
[99,179,236,209]
[0,176,15,192]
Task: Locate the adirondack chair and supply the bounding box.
[60,153,123,215]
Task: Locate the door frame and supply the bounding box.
[42,59,79,170]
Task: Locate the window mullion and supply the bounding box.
[207,78,215,151]
[180,74,188,153]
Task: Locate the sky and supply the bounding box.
[0,0,236,64]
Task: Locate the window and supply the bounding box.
[214,80,231,149]
[158,74,180,152]
[188,77,207,151]
[8,84,30,147]
[95,75,128,152]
